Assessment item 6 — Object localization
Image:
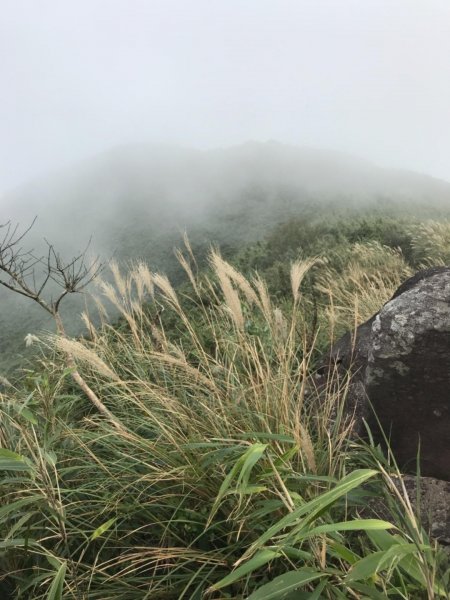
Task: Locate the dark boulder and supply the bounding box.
[321,266,450,482]
[396,475,450,545]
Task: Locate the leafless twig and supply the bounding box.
[0,219,123,431]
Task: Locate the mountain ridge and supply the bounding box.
[1,140,450,374]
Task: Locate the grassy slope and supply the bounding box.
[2,145,450,597]
[1,215,450,598]
[2,141,450,374]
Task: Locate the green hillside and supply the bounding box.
[2,142,450,374]
[1,145,450,598]
[1,214,450,598]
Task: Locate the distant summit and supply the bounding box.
[3,141,450,244]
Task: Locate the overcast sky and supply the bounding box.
[1,0,450,192]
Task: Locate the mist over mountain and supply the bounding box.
[4,141,450,250]
[4,3,450,594]
[2,141,450,373]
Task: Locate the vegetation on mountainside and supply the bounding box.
[3,156,450,376]
[1,218,450,598]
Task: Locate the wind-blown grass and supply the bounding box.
[0,246,448,599]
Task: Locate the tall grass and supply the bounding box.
[316,241,412,330]
[409,220,450,266]
[0,245,448,599]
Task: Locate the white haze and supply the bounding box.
[1,0,450,373]
[1,0,450,194]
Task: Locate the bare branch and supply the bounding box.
[0,220,103,314]
[0,219,119,429]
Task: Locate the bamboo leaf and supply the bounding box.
[210,549,280,591]
[292,519,394,543]
[0,448,32,471]
[20,407,38,424]
[46,561,66,600]
[282,579,328,600]
[91,517,117,540]
[0,495,42,519]
[209,443,268,522]
[245,469,378,555]
[236,443,268,489]
[347,543,420,582]
[328,540,360,565]
[246,569,324,600]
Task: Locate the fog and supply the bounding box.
[2,0,450,374]
[2,0,450,194]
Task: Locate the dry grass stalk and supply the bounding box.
[174,248,200,296]
[81,311,97,340]
[253,275,272,324]
[273,308,288,341]
[53,336,120,382]
[183,230,198,268]
[210,251,259,312]
[110,259,128,298]
[291,257,318,303]
[92,295,109,324]
[297,422,317,473]
[316,242,411,328]
[133,261,154,298]
[210,254,245,330]
[98,279,142,347]
[153,273,180,308]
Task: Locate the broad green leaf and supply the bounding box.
[246,569,324,600]
[236,443,268,489]
[273,445,302,467]
[18,572,55,596]
[246,469,378,554]
[366,529,446,595]
[249,499,286,520]
[347,543,421,582]
[0,495,42,519]
[5,512,34,541]
[209,443,268,522]
[281,545,313,561]
[211,549,280,591]
[398,552,447,596]
[283,579,327,600]
[292,519,394,543]
[345,549,388,582]
[210,454,246,515]
[0,448,32,471]
[348,582,391,599]
[367,528,400,550]
[0,476,31,485]
[20,407,38,424]
[307,579,327,600]
[328,540,360,564]
[46,555,64,570]
[46,561,66,600]
[91,517,117,540]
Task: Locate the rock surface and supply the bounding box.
[322,266,450,481]
[367,475,450,546]
[363,475,450,548]
[400,475,450,545]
